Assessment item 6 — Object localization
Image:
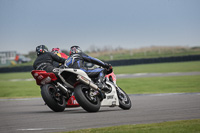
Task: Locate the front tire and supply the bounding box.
[74,84,100,112]
[117,87,132,110]
[41,84,66,112]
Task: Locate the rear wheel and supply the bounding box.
[41,84,66,112]
[74,84,100,112]
[117,87,131,110]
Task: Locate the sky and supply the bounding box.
[0,0,200,54]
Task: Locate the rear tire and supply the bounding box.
[117,87,132,110]
[41,84,66,112]
[74,84,100,112]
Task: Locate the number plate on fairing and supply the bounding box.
[101,82,119,107]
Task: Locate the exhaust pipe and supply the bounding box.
[56,82,69,94]
[77,75,100,91]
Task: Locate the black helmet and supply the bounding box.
[36,45,48,56]
[69,46,82,55]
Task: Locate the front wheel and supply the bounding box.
[117,87,132,110]
[74,84,100,112]
[41,84,66,112]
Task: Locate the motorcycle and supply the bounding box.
[31,66,131,112]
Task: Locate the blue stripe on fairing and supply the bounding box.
[80,68,103,73]
[99,71,103,76]
[77,60,80,68]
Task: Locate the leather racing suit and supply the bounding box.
[65,52,108,87]
[33,52,66,74]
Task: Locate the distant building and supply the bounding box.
[0,51,17,67]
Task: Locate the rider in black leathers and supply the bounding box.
[33,45,66,76]
[65,46,112,92]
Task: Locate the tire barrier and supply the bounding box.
[0,66,34,73]
[0,55,199,73]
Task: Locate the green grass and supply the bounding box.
[1,61,199,80]
[0,75,199,98]
[117,75,200,94]
[0,61,200,98]
[0,72,40,98]
[59,119,200,133]
[0,72,33,80]
[114,61,200,74]
[0,81,40,98]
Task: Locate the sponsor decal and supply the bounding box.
[107,95,114,99]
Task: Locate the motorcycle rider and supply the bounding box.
[51,48,69,67]
[51,48,69,59]
[33,45,66,76]
[65,46,112,92]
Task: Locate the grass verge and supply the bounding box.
[117,75,200,94]
[0,75,199,98]
[59,119,200,133]
[0,61,200,98]
[114,61,200,74]
[0,81,40,98]
[0,72,33,80]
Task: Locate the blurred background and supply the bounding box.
[0,0,200,67]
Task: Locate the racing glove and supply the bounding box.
[104,63,112,71]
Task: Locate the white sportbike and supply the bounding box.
[31,66,131,112]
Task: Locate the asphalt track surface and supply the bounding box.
[0,93,200,133]
[0,72,200,133]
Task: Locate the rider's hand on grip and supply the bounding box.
[105,63,112,69]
